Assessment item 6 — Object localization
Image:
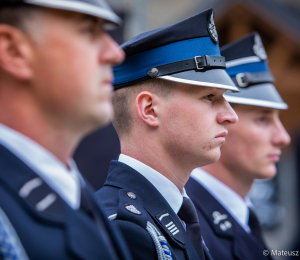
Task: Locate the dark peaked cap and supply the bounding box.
[222,32,287,109]
[123,10,212,57]
[114,8,239,92]
[0,0,121,26]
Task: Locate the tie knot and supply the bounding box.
[177,197,199,223]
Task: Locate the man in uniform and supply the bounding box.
[96,9,239,260]
[186,32,291,260]
[0,1,132,259]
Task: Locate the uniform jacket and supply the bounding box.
[96,161,209,260]
[186,177,272,260]
[0,144,132,260]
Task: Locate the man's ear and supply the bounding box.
[135,91,160,127]
[0,25,34,80]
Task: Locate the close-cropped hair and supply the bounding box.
[0,3,40,36]
[112,78,175,137]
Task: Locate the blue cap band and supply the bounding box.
[114,36,220,87]
[226,61,269,77]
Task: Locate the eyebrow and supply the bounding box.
[254,109,274,115]
[76,14,101,25]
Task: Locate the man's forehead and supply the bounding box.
[174,82,226,95]
[237,104,277,115]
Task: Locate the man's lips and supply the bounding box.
[268,152,281,162]
[215,131,228,138]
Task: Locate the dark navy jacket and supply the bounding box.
[96,161,207,260]
[186,177,273,260]
[0,144,132,260]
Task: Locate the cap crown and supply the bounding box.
[0,0,121,25]
[113,8,235,89]
[221,32,287,109]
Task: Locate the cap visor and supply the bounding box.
[25,0,121,26]
[158,69,239,93]
[224,83,288,109]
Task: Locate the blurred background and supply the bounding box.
[73,0,300,259]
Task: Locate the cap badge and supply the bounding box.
[253,34,267,60]
[207,10,219,44]
[127,192,136,199]
[212,211,228,224]
[125,204,142,215]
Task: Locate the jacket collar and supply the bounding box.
[191,168,251,232]
[105,161,202,259]
[118,154,186,214]
[0,144,110,260]
[186,178,270,260]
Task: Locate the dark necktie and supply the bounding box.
[248,208,265,245]
[178,197,206,260]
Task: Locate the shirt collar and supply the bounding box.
[191,167,252,233]
[119,154,187,214]
[0,123,81,210]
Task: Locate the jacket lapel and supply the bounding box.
[186,178,269,260]
[105,161,201,260]
[0,144,109,260]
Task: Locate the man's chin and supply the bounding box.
[95,104,114,126]
[198,149,221,167]
[253,166,277,180]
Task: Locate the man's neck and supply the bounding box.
[201,162,254,199]
[0,98,78,167]
[121,140,192,193]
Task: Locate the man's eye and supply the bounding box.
[82,24,102,38]
[83,25,95,34]
[256,116,271,123]
[203,94,215,101]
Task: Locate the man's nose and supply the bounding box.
[217,100,239,125]
[272,119,291,148]
[99,33,125,66]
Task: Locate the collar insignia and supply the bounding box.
[212,211,232,231]
[213,211,227,224]
[156,211,184,244]
[220,220,232,231]
[159,212,180,236]
[253,34,267,60]
[207,10,219,44]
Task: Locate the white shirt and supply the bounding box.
[0,123,81,210]
[191,167,252,233]
[119,154,188,215]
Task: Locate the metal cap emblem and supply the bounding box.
[125,205,142,215]
[253,34,267,60]
[127,192,136,199]
[207,10,219,44]
[147,68,159,78]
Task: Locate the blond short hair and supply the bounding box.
[112,78,175,137]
